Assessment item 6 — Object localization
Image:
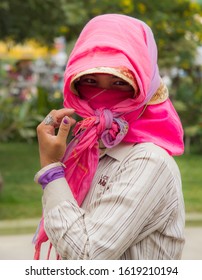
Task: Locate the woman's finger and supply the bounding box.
[44,108,75,127]
[37,108,75,134]
[57,116,71,143]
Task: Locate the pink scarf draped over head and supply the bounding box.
[33,14,184,259]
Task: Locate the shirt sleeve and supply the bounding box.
[42,149,179,260]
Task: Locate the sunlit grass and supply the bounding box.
[0,142,42,220]
[175,155,202,213]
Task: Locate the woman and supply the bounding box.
[34,14,185,260]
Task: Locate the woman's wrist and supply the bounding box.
[34,162,66,190]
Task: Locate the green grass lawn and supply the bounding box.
[0,142,202,221]
[0,142,42,220]
[175,155,202,213]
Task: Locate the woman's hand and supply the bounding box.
[37,108,76,168]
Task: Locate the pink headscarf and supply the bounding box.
[34,14,184,259]
[63,14,184,202]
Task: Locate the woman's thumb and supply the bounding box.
[57,116,71,141]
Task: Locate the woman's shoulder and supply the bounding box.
[107,142,171,161]
[128,143,181,177]
[107,142,180,175]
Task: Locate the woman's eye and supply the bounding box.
[79,76,97,85]
[85,78,96,84]
[114,80,127,86]
[113,80,133,91]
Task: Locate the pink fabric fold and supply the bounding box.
[33,14,184,259]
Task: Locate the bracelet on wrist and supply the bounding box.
[34,162,66,190]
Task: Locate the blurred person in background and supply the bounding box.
[7,59,37,101]
[34,14,185,260]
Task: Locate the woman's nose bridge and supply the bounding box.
[97,75,112,89]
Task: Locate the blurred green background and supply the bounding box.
[0,0,202,227]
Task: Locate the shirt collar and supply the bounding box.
[105,142,135,162]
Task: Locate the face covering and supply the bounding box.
[77,84,134,110]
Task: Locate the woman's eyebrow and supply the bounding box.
[85,74,96,77]
[80,74,96,79]
[112,75,121,79]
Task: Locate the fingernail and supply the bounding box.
[63,117,69,124]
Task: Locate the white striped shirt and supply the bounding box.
[42,142,185,259]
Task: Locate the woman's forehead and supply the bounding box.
[80,73,125,79]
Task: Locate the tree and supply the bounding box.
[0,0,66,45]
[1,0,202,59]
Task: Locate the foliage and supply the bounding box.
[130,0,202,70]
[0,95,41,142]
[1,1,202,56]
[0,87,63,142]
[170,39,202,154]
[0,0,66,46]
